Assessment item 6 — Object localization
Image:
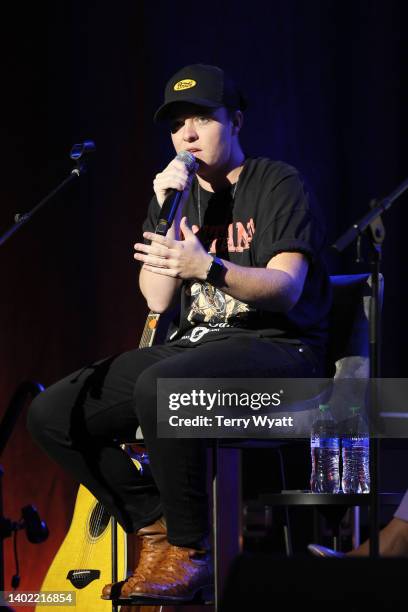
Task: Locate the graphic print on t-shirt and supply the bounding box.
[186,281,250,325]
[191,217,255,254]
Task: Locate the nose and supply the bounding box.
[182,119,198,142]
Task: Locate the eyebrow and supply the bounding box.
[170,109,216,122]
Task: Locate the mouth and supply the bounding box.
[186,148,201,154]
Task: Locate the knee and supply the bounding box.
[26,391,54,443]
[133,369,157,423]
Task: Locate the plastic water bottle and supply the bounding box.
[341,406,370,493]
[310,404,340,493]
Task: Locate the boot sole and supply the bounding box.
[120,582,214,603]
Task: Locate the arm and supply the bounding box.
[135,217,309,313]
[138,222,183,313]
[205,250,309,312]
[138,158,196,313]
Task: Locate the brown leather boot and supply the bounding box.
[101,516,168,600]
[120,537,213,601]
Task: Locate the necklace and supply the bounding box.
[196,175,240,227]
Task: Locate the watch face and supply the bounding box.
[207,257,225,285]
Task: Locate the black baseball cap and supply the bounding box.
[154,64,247,122]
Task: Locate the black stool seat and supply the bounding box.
[113,591,214,606]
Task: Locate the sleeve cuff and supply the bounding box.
[258,238,315,267]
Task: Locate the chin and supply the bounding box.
[196,160,210,175]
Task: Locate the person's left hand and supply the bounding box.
[134,217,212,280]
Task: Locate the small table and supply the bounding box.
[258,491,403,506]
[246,491,404,554]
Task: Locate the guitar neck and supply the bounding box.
[139,311,160,349]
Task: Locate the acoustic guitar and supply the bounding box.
[36,313,161,611]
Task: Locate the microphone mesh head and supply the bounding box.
[176,150,196,172]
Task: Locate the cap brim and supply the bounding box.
[153,98,222,123]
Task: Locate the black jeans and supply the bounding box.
[27,335,322,546]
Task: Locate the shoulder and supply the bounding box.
[240,158,312,214]
[242,157,300,188]
[240,158,325,232]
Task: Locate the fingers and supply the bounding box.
[135,244,181,277]
[134,238,172,267]
[135,220,195,272]
[141,232,176,248]
[153,159,193,204]
[141,220,193,248]
[134,235,182,268]
[134,241,170,258]
[135,232,185,275]
[136,217,206,279]
[133,246,180,276]
[142,263,179,277]
[153,170,188,193]
[134,251,171,268]
[180,216,193,234]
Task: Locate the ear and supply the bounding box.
[231,110,243,134]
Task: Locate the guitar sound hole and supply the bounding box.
[88,502,111,537]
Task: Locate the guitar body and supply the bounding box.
[37,313,164,611]
[36,483,127,611]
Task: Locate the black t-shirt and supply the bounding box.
[142,157,332,358]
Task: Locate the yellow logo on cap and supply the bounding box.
[174,79,197,91]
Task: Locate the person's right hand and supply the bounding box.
[153,157,195,206]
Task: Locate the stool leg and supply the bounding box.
[212,442,219,612]
[110,516,118,612]
[277,449,293,556]
[352,506,361,548]
[213,444,242,610]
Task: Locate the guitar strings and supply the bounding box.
[78,501,97,569]
[81,448,132,569]
[77,499,107,570]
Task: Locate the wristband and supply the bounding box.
[205,256,226,285]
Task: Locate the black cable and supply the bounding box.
[11,529,20,589]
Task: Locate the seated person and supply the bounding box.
[27,63,331,601]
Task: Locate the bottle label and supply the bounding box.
[342,436,369,448]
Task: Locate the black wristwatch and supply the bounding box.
[205,256,226,285]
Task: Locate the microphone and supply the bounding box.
[155,150,197,236]
[21,504,49,543]
[69,140,96,161]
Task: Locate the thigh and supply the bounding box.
[132,337,321,418]
[138,336,320,381]
[28,344,187,440]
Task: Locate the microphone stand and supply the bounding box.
[0,382,45,595]
[332,175,408,558]
[0,140,95,247]
[0,141,95,596]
